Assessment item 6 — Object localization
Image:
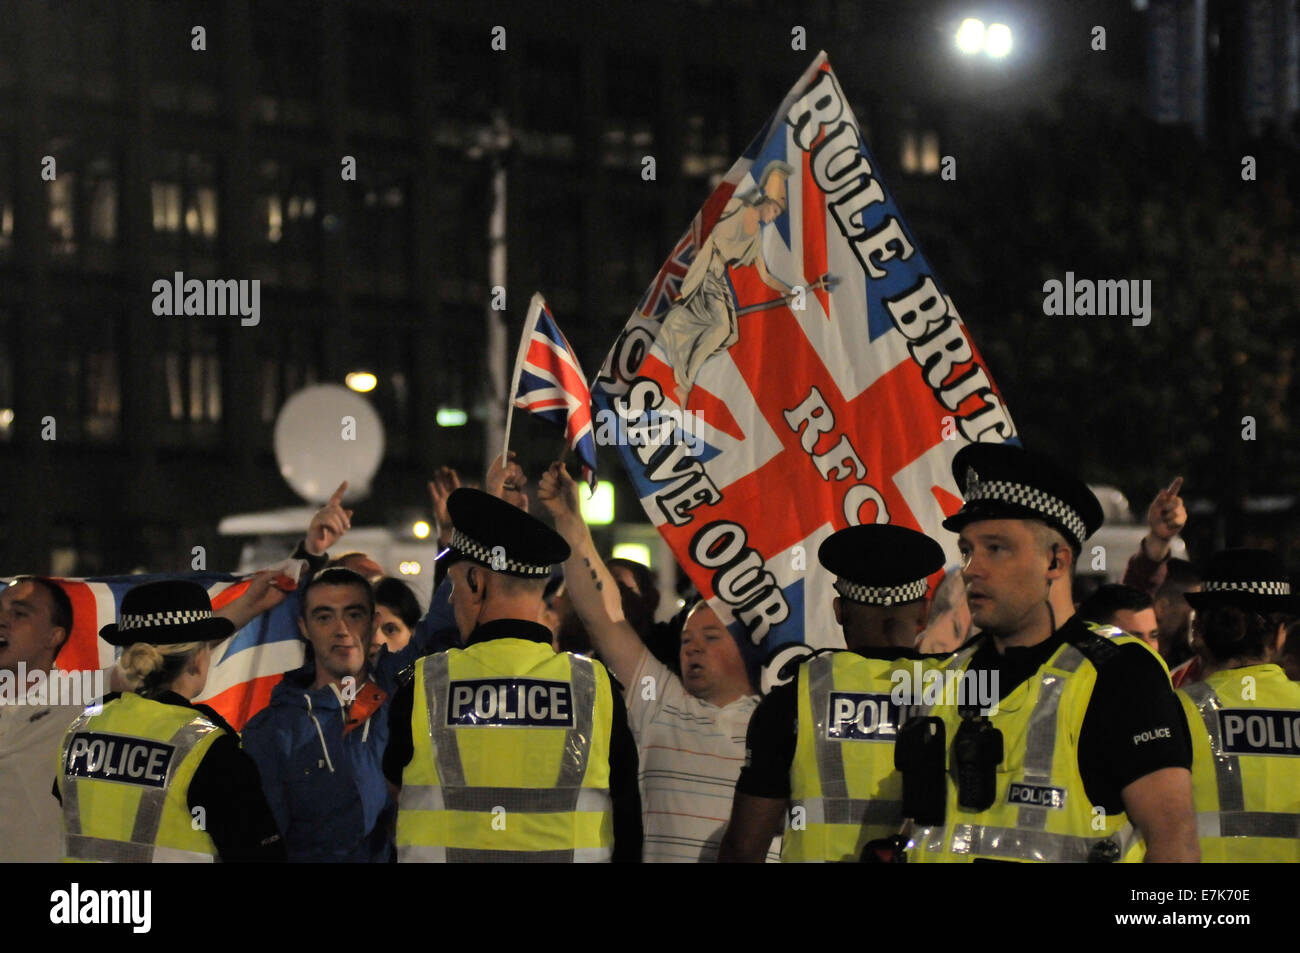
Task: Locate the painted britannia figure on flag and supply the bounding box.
[658,159,796,406]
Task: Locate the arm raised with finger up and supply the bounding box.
[537,462,647,687]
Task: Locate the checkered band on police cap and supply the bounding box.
[1202,580,1291,597]
[449,527,553,577]
[833,575,929,607]
[119,609,213,631]
[964,473,1088,547]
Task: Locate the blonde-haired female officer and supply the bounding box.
[56,579,285,862]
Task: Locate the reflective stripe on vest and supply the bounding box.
[400,784,613,815]
[1181,682,1246,812]
[59,702,220,863]
[63,835,214,864]
[1014,646,1083,833]
[1197,811,1300,839]
[946,824,1103,863]
[399,845,611,863]
[808,655,851,803]
[791,797,902,827]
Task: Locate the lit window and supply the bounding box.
[188,186,218,238]
[49,174,77,247]
[920,132,940,175]
[263,195,283,242]
[901,131,919,174]
[84,351,120,441]
[89,178,117,242]
[165,352,185,419]
[152,182,182,232]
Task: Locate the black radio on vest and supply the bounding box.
[895,716,947,826]
[953,713,1003,811]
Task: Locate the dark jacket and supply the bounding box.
[241,620,438,862]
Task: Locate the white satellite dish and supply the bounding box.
[273,384,386,503]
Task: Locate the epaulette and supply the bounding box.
[776,646,841,682]
[1064,627,1124,670]
[952,630,990,655]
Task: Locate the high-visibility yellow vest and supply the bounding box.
[910,630,1159,863]
[57,692,223,863]
[783,651,937,862]
[397,638,615,862]
[1177,663,1300,862]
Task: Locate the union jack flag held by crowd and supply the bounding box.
[591,53,1018,680]
[508,293,599,490]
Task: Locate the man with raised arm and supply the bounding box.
[539,461,778,862]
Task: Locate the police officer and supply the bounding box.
[56,580,285,862]
[905,444,1199,862]
[1175,549,1300,861]
[384,488,642,862]
[720,523,947,862]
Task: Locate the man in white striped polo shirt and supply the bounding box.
[540,463,779,862]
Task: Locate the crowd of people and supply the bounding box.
[1,444,1298,863]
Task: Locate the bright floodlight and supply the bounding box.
[345,371,377,393]
[986,23,1012,58]
[956,18,985,54]
[580,481,616,526]
[611,542,652,567]
[412,520,431,539]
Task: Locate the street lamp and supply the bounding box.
[956,18,985,54]
[955,18,1013,58]
[345,371,377,393]
[468,112,514,477]
[986,23,1013,58]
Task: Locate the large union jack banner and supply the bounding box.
[592,53,1017,667]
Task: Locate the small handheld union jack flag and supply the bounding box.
[504,293,598,490]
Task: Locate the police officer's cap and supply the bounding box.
[818,524,945,607]
[1185,549,1300,616]
[439,487,571,579]
[100,580,237,647]
[941,443,1103,552]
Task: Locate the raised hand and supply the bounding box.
[487,451,530,512]
[213,569,292,632]
[306,481,352,557]
[538,461,581,530]
[1147,477,1187,541]
[241,569,292,615]
[428,466,461,543]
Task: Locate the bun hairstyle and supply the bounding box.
[1198,605,1279,664]
[118,641,204,698]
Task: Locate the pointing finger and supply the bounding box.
[1166,476,1183,497]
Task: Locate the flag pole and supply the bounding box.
[501,293,544,469]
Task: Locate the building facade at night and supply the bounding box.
[1,0,1285,574]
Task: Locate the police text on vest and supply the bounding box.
[50,883,151,934]
[447,679,575,728]
[1218,709,1300,756]
[826,692,902,741]
[1131,727,1172,745]
[1008,782,1066,809]
[65,732,174,788]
